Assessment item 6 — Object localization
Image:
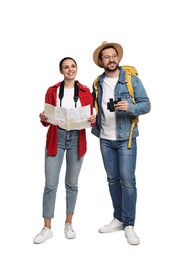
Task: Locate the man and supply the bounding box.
[91,41,151,245]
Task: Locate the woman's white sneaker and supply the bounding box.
[33,227,53,244]
[64,223,76,239]
[124,226,140,245]
[99,218,124,233]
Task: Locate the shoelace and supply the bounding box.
[39,227,47,236]
[65,224,74,232]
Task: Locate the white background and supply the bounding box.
[0,0,179,259]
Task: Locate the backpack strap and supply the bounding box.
[121,66,139,149]
[128,115,139,148]
[122,65,138,104]
[93,76,100,113]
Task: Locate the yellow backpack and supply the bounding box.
[93,65,139,149]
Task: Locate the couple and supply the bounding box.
[33,41,151,245]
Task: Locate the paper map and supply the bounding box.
[44,103,91,130]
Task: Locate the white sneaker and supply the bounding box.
[64,223,76,239]
[99,218,124,233]
[124,225,140,245]
[33,227,53,244]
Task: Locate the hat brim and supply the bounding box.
[93,42,123,67]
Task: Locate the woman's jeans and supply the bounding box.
[100,138,137,226]
[43,128,84,219]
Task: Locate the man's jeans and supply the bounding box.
[43,128,84,219]
[100,138,137,226]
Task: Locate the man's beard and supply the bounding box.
[104,63,119,72]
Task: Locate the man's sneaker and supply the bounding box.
[124,225,140,245]
[98,218,124,233]
[64,223,76,239]
[33,227,53,244]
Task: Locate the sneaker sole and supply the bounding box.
[33,234,53,244]
[126,239,140,245]
[99,226,124,233]
[65,235,76,239]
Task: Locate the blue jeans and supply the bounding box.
[43,128,84,218]
[100,138,137,226]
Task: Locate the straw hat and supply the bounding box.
[93,41,123,67]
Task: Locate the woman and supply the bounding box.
[33,57,95,243]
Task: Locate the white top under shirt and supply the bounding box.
[56,87,81,108]
[100,76,118,140]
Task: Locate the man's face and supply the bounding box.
[99,48,119,72]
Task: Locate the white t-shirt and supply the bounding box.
[56,87,81,108]
[100,76,118,140]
